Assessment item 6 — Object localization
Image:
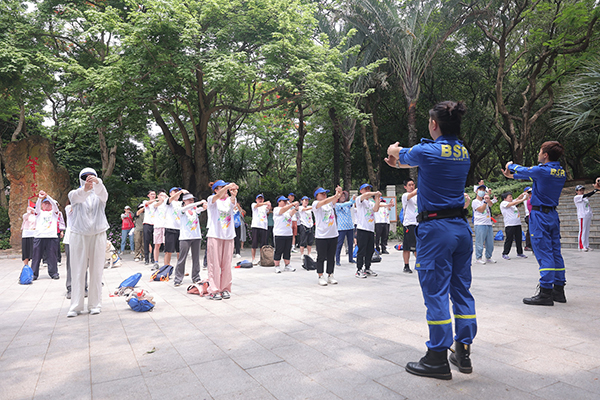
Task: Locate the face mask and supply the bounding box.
[477,191,485,198]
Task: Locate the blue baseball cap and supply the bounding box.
[288,193,295,197]
[169,186,181,194]
[524,186,532,192]
[277,196,288,202]
[301,196,310,201]
[359,183,372,191]
[314,187,329,197]
[211,180,228,191]
[256,194,264,200]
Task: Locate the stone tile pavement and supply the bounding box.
[1,243,600,399]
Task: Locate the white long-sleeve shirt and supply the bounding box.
[68,178,109,236]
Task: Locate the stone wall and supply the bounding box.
[4,136,71,249]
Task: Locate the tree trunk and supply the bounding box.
[341,118,356,191]
[194,111,211,199]
[0,149,7,208]
[360,123,377,185]
[332,118,340,189]
[407,99,418,181]
[368,97,381,189]
[296,103,306,186]
[96,127,117,179]
[11,102,26,142]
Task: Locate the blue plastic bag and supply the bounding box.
[119,273,142,288]
[353,245,358,258]
[19,265,33,285]
[127,297,155,312]
[494,231,504,241]
[522,231,526,241]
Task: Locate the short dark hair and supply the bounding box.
[147,190,156,195]
[403,179,414,186]
[501,192,511,201]
[540,141,564,161]
[158,189,167,195]
[429,101,467,136]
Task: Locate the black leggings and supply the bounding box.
[143,224,154,262]
[356,229,374,271]
[503,225,523,255]
[316,237,337,274]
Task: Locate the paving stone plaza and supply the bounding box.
[1,244,599,400]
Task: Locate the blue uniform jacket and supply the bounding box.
[508,161,565,207]
[398,136,470,213]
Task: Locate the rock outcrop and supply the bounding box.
[4,136,71,249]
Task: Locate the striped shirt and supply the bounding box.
[335,200,355,231]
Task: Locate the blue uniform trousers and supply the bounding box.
[530,209,566,289]
[415,218,477,351]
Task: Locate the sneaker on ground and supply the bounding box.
[318,276,328,286]
[284,265,296,272]
[403,266,413,274]
[335,262,341,267]
[355,270,367,279]
[486,258,497,264]
[234,254,241,259]
[174,282,182,287]
[208,292,222,300]
[89,308,101,315]
[58,262,62,266]
[51,275,60,280]
[67,311,79,318]
[134,257,140,262]
[517,254,528,258]
[364,269,378,277]
[524,247,532,251]
[327,275,338,285]
[252,259,259,265]
[145,260,149,265]
[475,259,486,265]
[381,250,389,254]
[66,291,71,299]
[502,254,510,260]
[291,247,298,253]
[349,259,356,263]
[221,290,231,299]
[275,266,282,273]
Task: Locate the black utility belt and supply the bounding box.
[417,207,468,223]
[531,205,556,213]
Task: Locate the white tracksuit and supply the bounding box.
[67,168,109,315]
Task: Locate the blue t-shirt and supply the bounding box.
[508,161,565,207]
[335,199,355,231]
[398,136,470,213]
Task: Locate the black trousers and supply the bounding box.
[503,225,523,255]
[356,229,375,271]
[32,237,59,279]
[374,223,389,252]
[274,236,292,261]
[143,224,154,262]
[316,237,337,274]
[234,226,241,255]
[525,216,532,248]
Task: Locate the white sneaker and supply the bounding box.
[235,254,241,259]
[318,276,328,286]
[275,266,281,273]
[284,265,296,272]
[67,311,79,318]
[134,257,140,262]
[291,247,298,253]
[475,259,486,265]
[89,308,101,315]
[327,275,338,285]
[252,259,259,265]
[486,258,497,264]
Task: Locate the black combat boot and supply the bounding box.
[552,284,567,303]
[449,341,472,373]
[405,349,452,380]
[523,286,553,306]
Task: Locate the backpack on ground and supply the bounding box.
[111,273,143,297]
[187,281,209,296]
[302,255,317,271]
[371,249,382,263]
[151,265,174,281]
[260,245,275,266]
[494,231,504,241]
[19,265,33,285]
[126,289,155,312]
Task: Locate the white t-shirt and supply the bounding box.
[500,201,521,227]
[251,203,269,230]
[164,200,182,230]
[574,195,593,219]
[273,207,294,237]
[375,206,390,224]
[206,195,235,240]
[402,193,418,226]
[355,197,376,232]
[143,200,156,224]
[21,212,37,238]
[34,196,61,238]
[524,199,530,217]
[298,206,313,228]
[179,206,205,240]
[312,201,338,239]
[472,199,492,226]
[153,202,167,228]
[351,205,357,225]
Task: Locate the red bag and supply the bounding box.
[122,212,135,230]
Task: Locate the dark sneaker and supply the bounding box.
[174,282,182,287]
[364,269,378,277]
[355,270,367,279]
[51,275,60,280]
[221,291,231,299]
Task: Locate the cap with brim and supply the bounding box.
[182,193,196,201]
[314,187,329,197]
[277,196,288,203]
[301,196,310,201]
[125,206,131,209]
[42,198,51,203]
[477,184,487,190]
[256,194,264,200]
[288,193,295,197]
[360,183,372,191]
[169,187,181,194]
[212,180,228,191]
[138,203,144,209]
[380,199,386,203]
[524,186,531,192]
[576,185,585,191]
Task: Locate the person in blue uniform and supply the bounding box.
[385,101,475,380]
[502,141,567,305]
